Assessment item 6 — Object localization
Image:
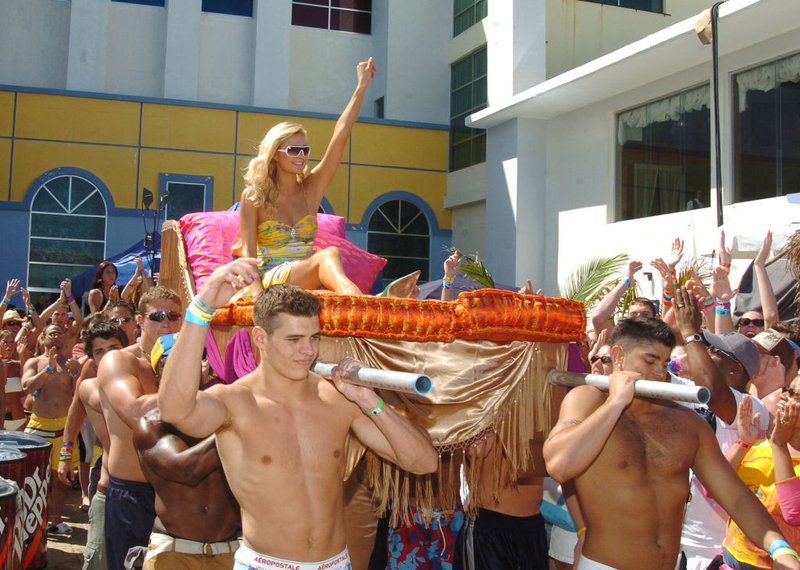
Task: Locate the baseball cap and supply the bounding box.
[701,330,759,379]
[752,328,796,371]
[2,310,22,325]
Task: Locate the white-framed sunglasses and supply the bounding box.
[276,145,310,158]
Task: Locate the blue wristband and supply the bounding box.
[622,277,632,287]
[184,309,211,327]
[770,539,791,558]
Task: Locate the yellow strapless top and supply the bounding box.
[232,214,318,273]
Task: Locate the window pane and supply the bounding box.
[735,82,778,203]
[296,0,329,6]
[475,0,488,21]
[451,86,474,117]
[451,59,473,90]
[74,191,106,216]
[400,202,429,234]
[202,0,253,16]
[330,8,371,34]
[32,213,106,241]
[292,4,329,29]
[30,238,104,265]
[780,81,800,195]
[166,183,206,222]
[29,264,92,290]
[454,0,473,14]
[32,189,64,214]
[112,0,165,6]
[367,200,430,286]
[450,48,487,171]
[368,201,399,233]
[332,0,371,10]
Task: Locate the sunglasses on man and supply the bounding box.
[738,318,765,328]
[782,386,800,400]
[146,311,181,323]
[109,316,134,324]
[591,355,612,365]
[276,145,310,158]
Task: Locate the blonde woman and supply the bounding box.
[233,58,376,297]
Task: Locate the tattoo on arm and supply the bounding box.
[555,419,582,428]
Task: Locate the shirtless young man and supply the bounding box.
[39,279,83,357]
[76,321,128,570]
[97,287,182,570]
[543,316,800,570]
[133,335,239,569]
[21,323,81,533]
[158,259,439,570]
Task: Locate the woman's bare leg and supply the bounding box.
[287,247,363,295]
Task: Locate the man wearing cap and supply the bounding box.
[97,286,182,570]
[127,333,240,570]
[749,328,797,417]
[672,288,773,570]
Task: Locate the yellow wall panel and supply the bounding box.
[0,139,10,198]
[236,112,348,165]
[351,123,448,171]
[138,148,237,212]
[11,140,138,207]
[0,92,14,137]
[349,166,450,229]
[15,94,140,146]
[141,104,236,154]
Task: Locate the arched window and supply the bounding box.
[28,175,107,294]
[367,199,430,287]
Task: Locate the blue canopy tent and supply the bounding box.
[70,234,161,312]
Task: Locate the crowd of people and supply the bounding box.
[3,54,799,570]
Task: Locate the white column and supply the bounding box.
[484,118,546,289]
[252,0,291,108]
[66,0,110,92]
[164,0,201,101]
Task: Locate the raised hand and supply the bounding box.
[443,252,461,279]
[20,287,30,307]
[736,395,761,445]
[109,285,120,302]
[4,278,20,301]
[710,266,738,301]
[770,398,800,448]
[61,278,72,298]
[356,57,377,87]
[718,230,732,268]
[624,260,643,283]
[754,230,772,268]
[197,259,260,310]
[666,238,685,270]
[673,287,702,338]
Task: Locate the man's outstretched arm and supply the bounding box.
[158,258,260,437]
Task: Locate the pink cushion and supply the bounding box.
[316,214,346,238]
[180,211,386,293]
[180,211,239,290]
[313,232,387,294]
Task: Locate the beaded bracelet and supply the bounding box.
[192,296,217,316]
[66,295,75,304]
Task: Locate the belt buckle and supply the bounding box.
[203,542,214,557]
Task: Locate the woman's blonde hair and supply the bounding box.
[244,122,308,210]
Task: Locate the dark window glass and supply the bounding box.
[28,175,107,293]
[112,0,165,6]
[292,0,371,34]
[165,182,207,222]
[734,54,800,203]
[454,0,488,37]
[579,0,663,13]
[367,200,430,288]
[202,0,253,17]
[616,86,711,221]
[450,48,487,172]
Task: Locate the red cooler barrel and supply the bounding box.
[0,478,19,570]
[0,432,51,570]
[0,449,25,570]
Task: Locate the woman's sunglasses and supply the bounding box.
[146,311,181,323]
[591,355,612,364]
[738,318,765,328]
[276,145,310,158]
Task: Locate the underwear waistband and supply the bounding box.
[146,531,239,559]
[576,555,619,570]
[234,543,350,570]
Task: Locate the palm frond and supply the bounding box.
[559,254,631,306]
[677,257,712,287]
[446,247,495,289]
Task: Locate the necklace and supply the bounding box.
[138,344,150,359]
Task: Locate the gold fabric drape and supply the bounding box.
[319,336,568,524]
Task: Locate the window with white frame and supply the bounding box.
[366,199,430,288]
[28,175,107,294]
[580,0,663,13]
[615,85,711,221]
[450,47,487,172]
[733,52,800,203]
[454,0,487,37]
[291,0,371,34]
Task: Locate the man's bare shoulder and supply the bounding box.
[97,346,142,381]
